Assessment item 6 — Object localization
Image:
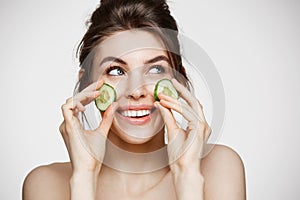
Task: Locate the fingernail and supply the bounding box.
[94,90,100,98]
[154,101,160,108]
[158,93,165,98]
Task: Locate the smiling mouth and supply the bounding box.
[118,107,156,118]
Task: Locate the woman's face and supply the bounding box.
[91,30,173,144]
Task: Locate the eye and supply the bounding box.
[106,66,125,76]
[148,65,165,74]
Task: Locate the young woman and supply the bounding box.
[23,0,246,199]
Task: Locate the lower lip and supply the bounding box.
[119,111,153,125]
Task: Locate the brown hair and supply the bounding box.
[76,0,190,92]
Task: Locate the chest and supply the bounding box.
[96,173,177,200]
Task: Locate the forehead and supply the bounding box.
[94,30,167,60]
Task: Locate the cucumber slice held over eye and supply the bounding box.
[154,79,179,101]
[94,83,116,111]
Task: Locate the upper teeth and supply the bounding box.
[121,110,151,117]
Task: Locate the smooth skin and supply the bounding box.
[22,80,246,199]
[22,31,246,200]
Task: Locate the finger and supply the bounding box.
[72,90,101,106]
[62,96,89,121]
[71,101,86,117]
[60,112,83,148]
[159,95,200,123]
[96,102,119,137]
[59,122,71,155]
[171,78,198,107]
[154,101,179,141]
[59,121,68,140]
[184,122,210,157]
[205,125,212,142]
[61,99,86,135]
[171,78,206,120]
[71,80,103,106]
[64,80,104,117]
[75,101,86,112]
[61,102,74,122]
[81,80,104,92]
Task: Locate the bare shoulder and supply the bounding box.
[201,144,246,199]
[22,162,72,200]
[202,144,245,166]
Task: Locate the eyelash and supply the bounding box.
[105,66,125,76]
[105,65,166,76]
[148,65,165,74]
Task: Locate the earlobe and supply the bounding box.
[78,68,85,80]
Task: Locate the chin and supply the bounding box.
[109,123,162,144]
[117,132,156,145]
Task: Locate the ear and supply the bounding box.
[78,68,85,80]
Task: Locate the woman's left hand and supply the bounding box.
[154,78,211,174]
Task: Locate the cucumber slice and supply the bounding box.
[154,79,179,101]
[94,83,116,111]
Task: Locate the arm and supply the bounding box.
[58,81,117,200]
[23,81,118,200]
[155,79,246,199]
[69,171,99,200]
[171,169,205,200]
[171,145,246,200]
[155,78,209,200]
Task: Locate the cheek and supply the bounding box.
[102,77,120,87]
[146,84,155,97]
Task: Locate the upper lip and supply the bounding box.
[117,104,154,112]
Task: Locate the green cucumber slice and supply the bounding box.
[154,79,179,101]
[94,83,116,111]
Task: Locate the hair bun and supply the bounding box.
[77,0,188,92]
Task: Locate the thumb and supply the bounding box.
[96,102,119,137]
[154,101,178,141]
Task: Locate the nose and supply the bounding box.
[127,87,147,100]
[125,75,147,100]
[126,81,148,100]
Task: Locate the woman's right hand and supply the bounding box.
[59,80,118,174]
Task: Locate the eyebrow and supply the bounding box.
[145,55,171,65]
[99,56,127,66]
[99,55,170,67]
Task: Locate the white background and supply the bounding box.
[0,0,299,199]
